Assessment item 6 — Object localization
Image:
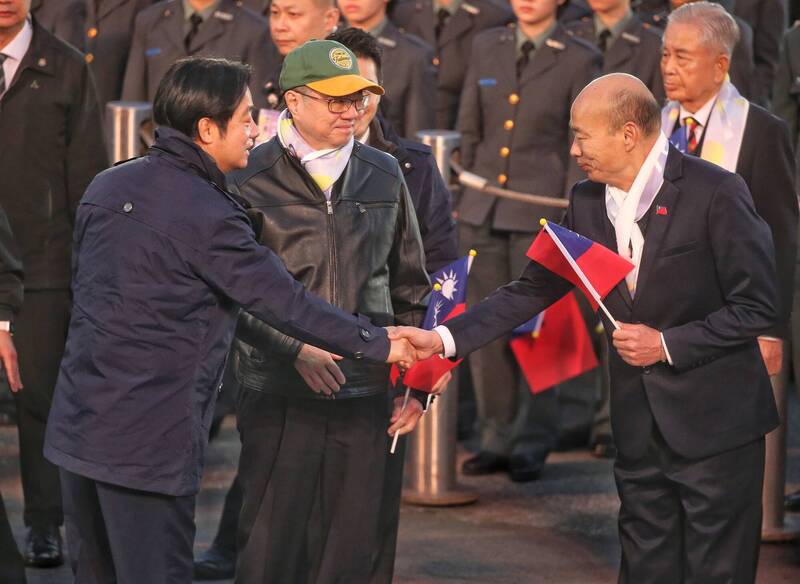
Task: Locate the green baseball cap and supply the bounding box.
[279,39,384,97]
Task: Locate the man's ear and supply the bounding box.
[623,121,639,152]
[196,117,216,146]
[715,54,730,84]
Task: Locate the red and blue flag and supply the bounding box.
[394,253,473,392]
[527,220,633,311]
[510,292,598,394]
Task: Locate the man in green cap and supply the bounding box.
[227,40,431,583]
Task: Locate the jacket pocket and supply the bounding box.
[659,241,699,258]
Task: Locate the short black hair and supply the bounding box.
[326,28,384,82]
[153,57,251,139]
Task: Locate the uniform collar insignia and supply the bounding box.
[545,38,565,50]
[461,3,480,15]
[621,32,640,44]
[213,10,234,21]
[377,36,397,48]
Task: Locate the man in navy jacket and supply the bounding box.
[44,57,413,583]
[392,74,779,584]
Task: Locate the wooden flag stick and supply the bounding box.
[390,387,411,454]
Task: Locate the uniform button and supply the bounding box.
[497,174,507,185]
[504,120,514,130]
[432,57,440,67]
[360,327,372,340]
[85,53,94,63]
[643,367,651,375]
[508,93,519,105]
[499,147,510,157]
[354,351,364,360]
[404,162,412,169]
[123,202,133,213]
[87,27,98,38]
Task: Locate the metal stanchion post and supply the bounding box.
[762,352,800,541]
[402,131,477,507]
[105,101,153,164]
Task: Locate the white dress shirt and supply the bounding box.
[0,18,33,99]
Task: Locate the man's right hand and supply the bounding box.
[294,344,345,396]
[388,327,444,361]
[0,331,21,392]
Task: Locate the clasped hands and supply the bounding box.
[294,328,451,437]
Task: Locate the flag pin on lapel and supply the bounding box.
[656,205,668,216]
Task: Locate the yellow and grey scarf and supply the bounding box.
[277,109,354,200]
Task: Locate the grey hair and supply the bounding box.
[607,87,662,136]
[667,1,740,58]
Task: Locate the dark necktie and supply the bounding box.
[435,8,450,41]
[597,29,611,53]
[683,116,700,155]
[0,54,7,96]
[185,13,203,51]
[516,40,535,80]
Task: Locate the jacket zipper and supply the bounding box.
[326,199,337,305]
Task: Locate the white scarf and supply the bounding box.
[276,109,354,200]
[661,79,750,173]
[605,132,669,296]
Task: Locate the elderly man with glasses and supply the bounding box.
[227,39,430,583]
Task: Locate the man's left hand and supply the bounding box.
[387,396,423,436]
[0,331,22,392]
[757,337,783,376]
[612,322,665,367]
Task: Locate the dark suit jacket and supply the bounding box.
[0,20,107,289]
[734,0,787,102]
[374,20,437,139]
[121,0,277,108]
[771,24,800,177]
[565,13,665,103]
[85,0,157,109]
[389,0,513,129]
[30,0,86,49]
[734,104,798,339]
[456,23,601,232]
[445,146,780,461]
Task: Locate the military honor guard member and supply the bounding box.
[392,71,782,584]
[770,20,800,515]
[389,0,513,129]
[259,0,339,110]
[661,2,797,378]
[339,0,437,138]
[30,0,85,48]
[122,0,278,109]
[0,0,108,568]
[455,0,601,482]
[565,0,664,102]
[83,0,156,111]
[733,0,787,103]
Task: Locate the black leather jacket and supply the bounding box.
[229,138,430,400]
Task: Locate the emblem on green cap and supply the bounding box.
[329,48,352,70]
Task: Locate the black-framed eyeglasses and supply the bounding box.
[293,90,370,114]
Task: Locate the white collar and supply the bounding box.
[679,92,718,128]
[1,18,33,63]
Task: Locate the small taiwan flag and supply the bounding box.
[392,253,475,392]
[527,220,634,311]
